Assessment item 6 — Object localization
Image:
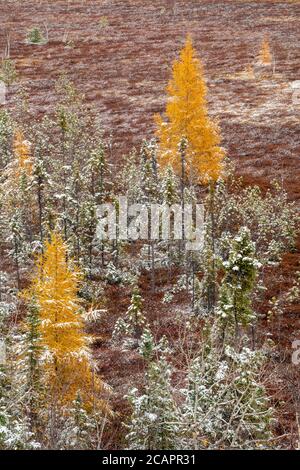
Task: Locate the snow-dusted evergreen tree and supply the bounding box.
[23,297,43,432]
[30,130,52,247]
[0,110,14,169]
[119,150,141,204]
[178,343,273,449]
[83,141,111,269]
[191,273,202,314]
[121,140,160,205]
[79,198,98,276]
[7,210,29,289]
[0,274,43,449]
[216,181,299,265]
[0,382,38,450]
[216,227,260,345]
[0,312,40,449]
[86,140,110,205]
[104,261,122,285]
[0,271,14,329]
[161,164,180,276]
[54,77,96,243]
[194,220,217,316]
[113,286,147,348]
[58,393,105,450]
[139,140,161,290]
[51,78,112,274]
[126,331,179,450]
[162,164,179,207]
[139,139,160,204]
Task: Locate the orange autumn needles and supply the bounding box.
[13,130,32,177]
[155,36,225,184]
[26,232,110,413]
[258,36,272,65]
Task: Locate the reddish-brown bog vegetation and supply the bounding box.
[1,0,300,448]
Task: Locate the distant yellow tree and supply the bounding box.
[13,130,32,177]
[3,130,32,206]
[155,35,225,184]
[27,232,110,413]
[258,36,272,65]
[2,130,34,242]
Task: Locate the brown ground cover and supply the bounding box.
[1,0,300,448]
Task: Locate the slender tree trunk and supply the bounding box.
[191,261,195,312]
[208,182,216,313]
[251,324,256,350]
[88,242,93,278]
[233,293,240,349]
[14,238,20,289]
[37,177,44,247]
[167,240,172,283]
[180,147,185,245]
[179,139,186,254]
[151,241,155,293]
[101,241,105,268]
[61,128,67,241]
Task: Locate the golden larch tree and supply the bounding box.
[258,36,272,65]
[3,130,32,205]
[155,35,225,184]
[27,231,110,413]
[13,130,32,177]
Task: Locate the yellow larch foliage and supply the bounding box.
[27,231,111,413]
[155,35,225,184]
[258,37,272,65]
[13,130,32,177]
[1,130,33,212]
